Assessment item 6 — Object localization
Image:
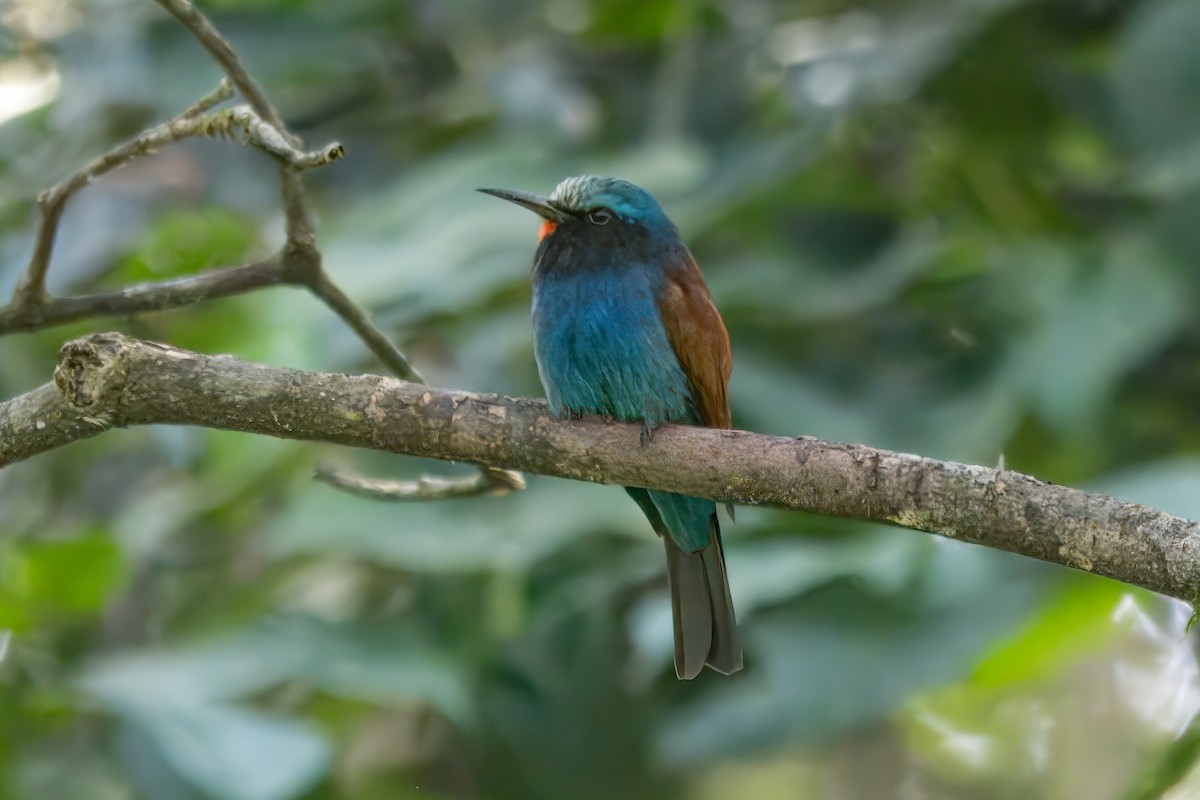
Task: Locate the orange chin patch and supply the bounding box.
[538,219,558,241]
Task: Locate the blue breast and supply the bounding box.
[531,264,696,427]
[531,261,715,553]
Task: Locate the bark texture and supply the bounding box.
[2,332,1198,601]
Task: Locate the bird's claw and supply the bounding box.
[640,421,657,446]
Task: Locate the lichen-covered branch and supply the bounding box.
[3,332,1198,601]
[192,104,346,167]
[152,0,292,140]
[150,0,316,243]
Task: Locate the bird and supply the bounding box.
[478,176,742,679]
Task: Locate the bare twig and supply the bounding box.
[0,258,285,334]
[151,0,512,499]
[4,332,1198,603]
[1,88,342,329]
[151,0,288,138]
[9,78,241,312]
[314,461,526,500]
[0,0,521,503]
[306,272,425,384]
[180,77,233,118]
[203,105,345,168]
[302,272,528,497]
[149,0,316,242]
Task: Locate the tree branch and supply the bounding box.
[150,0,316,244]
[305,272,425,384]
[1,0,515,501]
[0,258,286,335]
[3,332,1198,602]
[313,460,526,500]
[151,0,292,140]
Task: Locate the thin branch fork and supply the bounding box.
[2,332,1198,602]
[7,78,230,312]
[4,82,343,321]
[0,102,341,332]
[1,0,510,500]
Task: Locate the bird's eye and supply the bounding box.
[588,209,612,226]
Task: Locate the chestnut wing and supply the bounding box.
[656,257,732,429]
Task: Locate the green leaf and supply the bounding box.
[134,706,329,800]
[1114,0,1200,158]
[1016,238,1188,430]
[657,539,1052,763]
[1123,716,1200,800]
[0,534,127,631]
[81,640,290,712]
[265,476,647,572]
[901,683,1046,788]
[118,208,261,282]
[255,616,473,725]
[971,577,1126,687]
[82,616,471,725]
[83,634,334,800]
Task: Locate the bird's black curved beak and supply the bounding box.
[477,187,570,223]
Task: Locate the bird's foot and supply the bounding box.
[640,421,660,446]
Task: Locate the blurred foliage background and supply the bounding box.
[2,0,1200,797]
